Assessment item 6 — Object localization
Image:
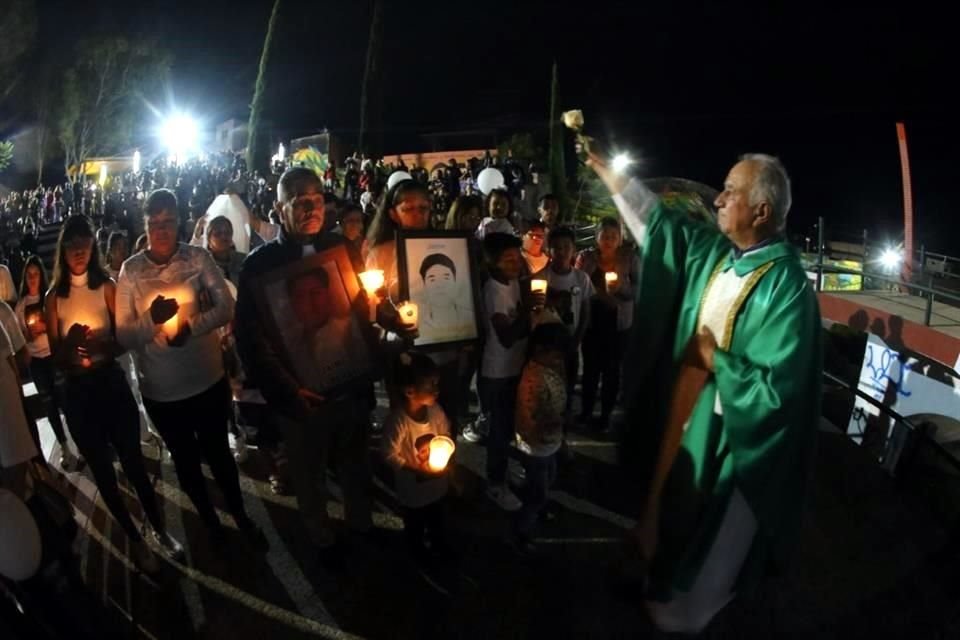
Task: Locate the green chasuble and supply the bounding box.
[614,180,822,597]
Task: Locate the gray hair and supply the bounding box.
[740,153,792,232]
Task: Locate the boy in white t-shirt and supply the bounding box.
[479,233,544,512]
[544,227,594,447]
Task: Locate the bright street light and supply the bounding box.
[159,113,198,164]
[879,247,902,271]
[612,153,633,174]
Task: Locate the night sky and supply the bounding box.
[15,0,960,254]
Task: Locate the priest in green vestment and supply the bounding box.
[588,149,822,633]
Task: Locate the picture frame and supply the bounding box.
[252,244,372,396]
[397,230,483,351]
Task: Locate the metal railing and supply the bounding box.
[813,216,960,326]
[822,370,960,477]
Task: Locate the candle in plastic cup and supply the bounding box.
[428,436,456,472]
[358,269,385,295]
[605,272,618,292]
[397,301,418,329]
[530,279,547,295]
[359,270,385,322]
[161,312,179,340]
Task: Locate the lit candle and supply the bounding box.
[428,436,456,472]
[397,301,418,330]
[161,311,180,340]
[26,315,37,326]
[358,270,385,295]
[605,271,618,292]
[359,270,385,322]
[530,279,548,295]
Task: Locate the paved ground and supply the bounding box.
[29,385,960,639]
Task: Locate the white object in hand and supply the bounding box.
[530,279,548,295]
[562,109,585,131]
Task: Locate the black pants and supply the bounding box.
[580,328,628,421]
[403,499,446,554]
[143,377,247,529]
[29,356,67,444]
[63,365,162,540]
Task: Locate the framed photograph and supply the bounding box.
[253,245,372,396]
[397,230,482,350]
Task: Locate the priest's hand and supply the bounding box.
[584,141,630,196]
[687,327,718,372]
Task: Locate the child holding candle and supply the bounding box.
[543,226,594,454]
[382,352,453,559]
[14,255,82,471]
[479,232,543,512]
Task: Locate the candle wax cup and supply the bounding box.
[161,313,179,340]
[428,436,455,472]
[398,302,418,328]
[359,270,385,295]
[530,279,547,295]
[605,272,618,292]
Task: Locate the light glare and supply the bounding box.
[160,114,198,156]
[612,153,633,174]
[880,247,902,270]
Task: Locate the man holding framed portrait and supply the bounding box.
[235,167,379,560]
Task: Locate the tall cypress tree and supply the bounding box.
[247,0,281,174]
[547,62,572,222]
[358,0,385,157]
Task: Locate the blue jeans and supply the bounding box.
[515,452,557,537]
[480,375,519,485]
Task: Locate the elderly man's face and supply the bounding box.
[715,161,761,244]
[278,184,325,238]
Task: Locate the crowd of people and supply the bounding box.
[0,140,821,636]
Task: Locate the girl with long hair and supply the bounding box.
[574,216,638,431]
[46,215,183,572]
[15,255,82,470]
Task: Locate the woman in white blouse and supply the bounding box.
[45,216,182,572]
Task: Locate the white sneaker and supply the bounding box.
[486,484,522,512]
[229,431,248,463]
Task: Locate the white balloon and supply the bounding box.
[477,168,505,195]
[387,171,414,190]
[0,489,42,581]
